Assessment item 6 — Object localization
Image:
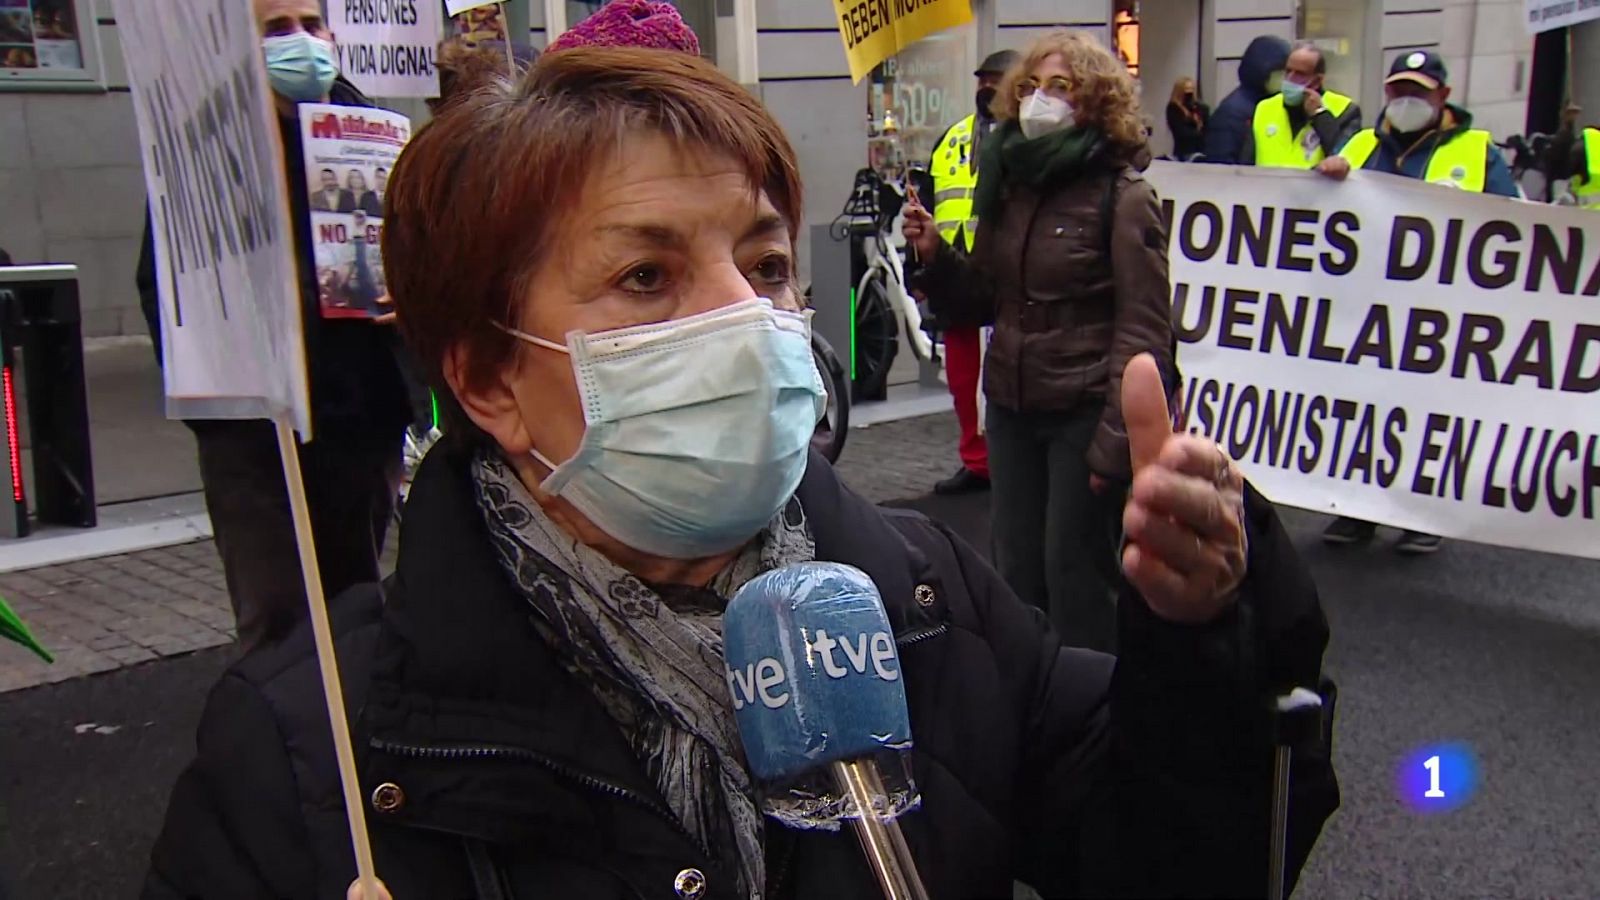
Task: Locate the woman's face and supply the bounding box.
[468,132,799,473]
[348,171,367,192]
[1022,52,1074,103]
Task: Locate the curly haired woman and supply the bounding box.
[906,31,1177,652]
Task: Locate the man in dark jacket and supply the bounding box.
[142,0,411,651]
[1204,35,1290,164]
[143,439,1338,900]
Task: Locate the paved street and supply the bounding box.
[2,412,1600,897]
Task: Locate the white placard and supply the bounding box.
[300,103,411,321]
[1524,0,1600,34]
[113,0,312,437]
[445,0,499,15]
[1146,162,1600,559]
[328,0,443,98]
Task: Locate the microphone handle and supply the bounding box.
[830,759,931,900]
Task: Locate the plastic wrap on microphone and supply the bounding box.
[724,561,920,831]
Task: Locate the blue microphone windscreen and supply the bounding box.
[724,562,913,783]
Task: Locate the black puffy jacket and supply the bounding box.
[143,442,1338,899]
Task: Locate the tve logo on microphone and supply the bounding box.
[724,562,913,783]
[725,626,900,711]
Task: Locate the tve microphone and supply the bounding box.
[724,562,930,900]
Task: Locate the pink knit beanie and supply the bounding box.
[547,0,701,55]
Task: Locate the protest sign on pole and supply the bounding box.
[301,104,412,320]
[113,0,311,436]
[833,0,974,83]
[328,0,443,98]
[114,2,381,894]
[1524,0,1600,34]
[1146,162,1600,560]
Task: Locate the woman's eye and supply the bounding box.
[753,255,792,284]
[619,264,667,293]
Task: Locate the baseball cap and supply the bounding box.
[975,50,1019,77]
[1386,50,1448,90]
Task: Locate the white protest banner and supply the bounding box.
[1146,162,1600,559]
[301,104,411,320]
[1524,0,1600,34]
[113,0,311,436]
[328,0,443,98]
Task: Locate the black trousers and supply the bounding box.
[986,401,1126,653]
[192,420,402,652]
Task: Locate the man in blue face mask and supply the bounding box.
[1243,41,1363,169]
[132,0,413,650]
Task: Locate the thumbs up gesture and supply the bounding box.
[1118,354,1247,623]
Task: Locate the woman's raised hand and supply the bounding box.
[900,198,941,261]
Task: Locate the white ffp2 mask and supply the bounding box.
[1019,92,1075,139]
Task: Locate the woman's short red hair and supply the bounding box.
[382,46,804,420]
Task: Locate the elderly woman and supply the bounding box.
[143,40,1337,900]
[905,31,1175,653]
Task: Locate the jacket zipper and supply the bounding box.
[369,737,713,859]
[896,623,948,648]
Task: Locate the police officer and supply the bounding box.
[1548,102,1599,209]
[1316,49,1517,554]
[1244,41,1362,168]
[924,49,1018,496]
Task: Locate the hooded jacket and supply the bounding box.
[143,443,1339,899]
[1204,36,1290,164]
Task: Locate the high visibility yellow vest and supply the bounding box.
[1339,127,1491,192]
[1575,127,1600,209]
[1252,90,1354,168]
[933,114,980,253]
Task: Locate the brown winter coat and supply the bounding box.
[917,150,1175,480]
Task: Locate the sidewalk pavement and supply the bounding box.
[0,413,964,693]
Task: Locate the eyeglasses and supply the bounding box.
[1015,76,1074,100]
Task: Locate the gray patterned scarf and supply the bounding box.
[472,453,816,899]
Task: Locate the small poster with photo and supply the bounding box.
[450,2,507,44]
[299,103,411,320]
[0,0,81,69]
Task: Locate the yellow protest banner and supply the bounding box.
[834,0,974,83]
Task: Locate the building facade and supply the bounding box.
[1,0,1593,337]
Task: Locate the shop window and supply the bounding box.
[1114,0,1139,78]
[1297,0,1367,105]
[867,23,977,177]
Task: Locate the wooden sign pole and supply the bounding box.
[274,417,379,897]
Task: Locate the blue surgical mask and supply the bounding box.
[263,32,338,103]
[1281,80,1307,106]
[500,299,828,560]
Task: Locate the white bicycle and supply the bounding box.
[830,165,941,400]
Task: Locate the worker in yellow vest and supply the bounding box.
[1548,102,1600,209]
[1317,50,1519,198]
[1315,49,1516,555]
[1244,41,1363,168]
[922,49,1017,495]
